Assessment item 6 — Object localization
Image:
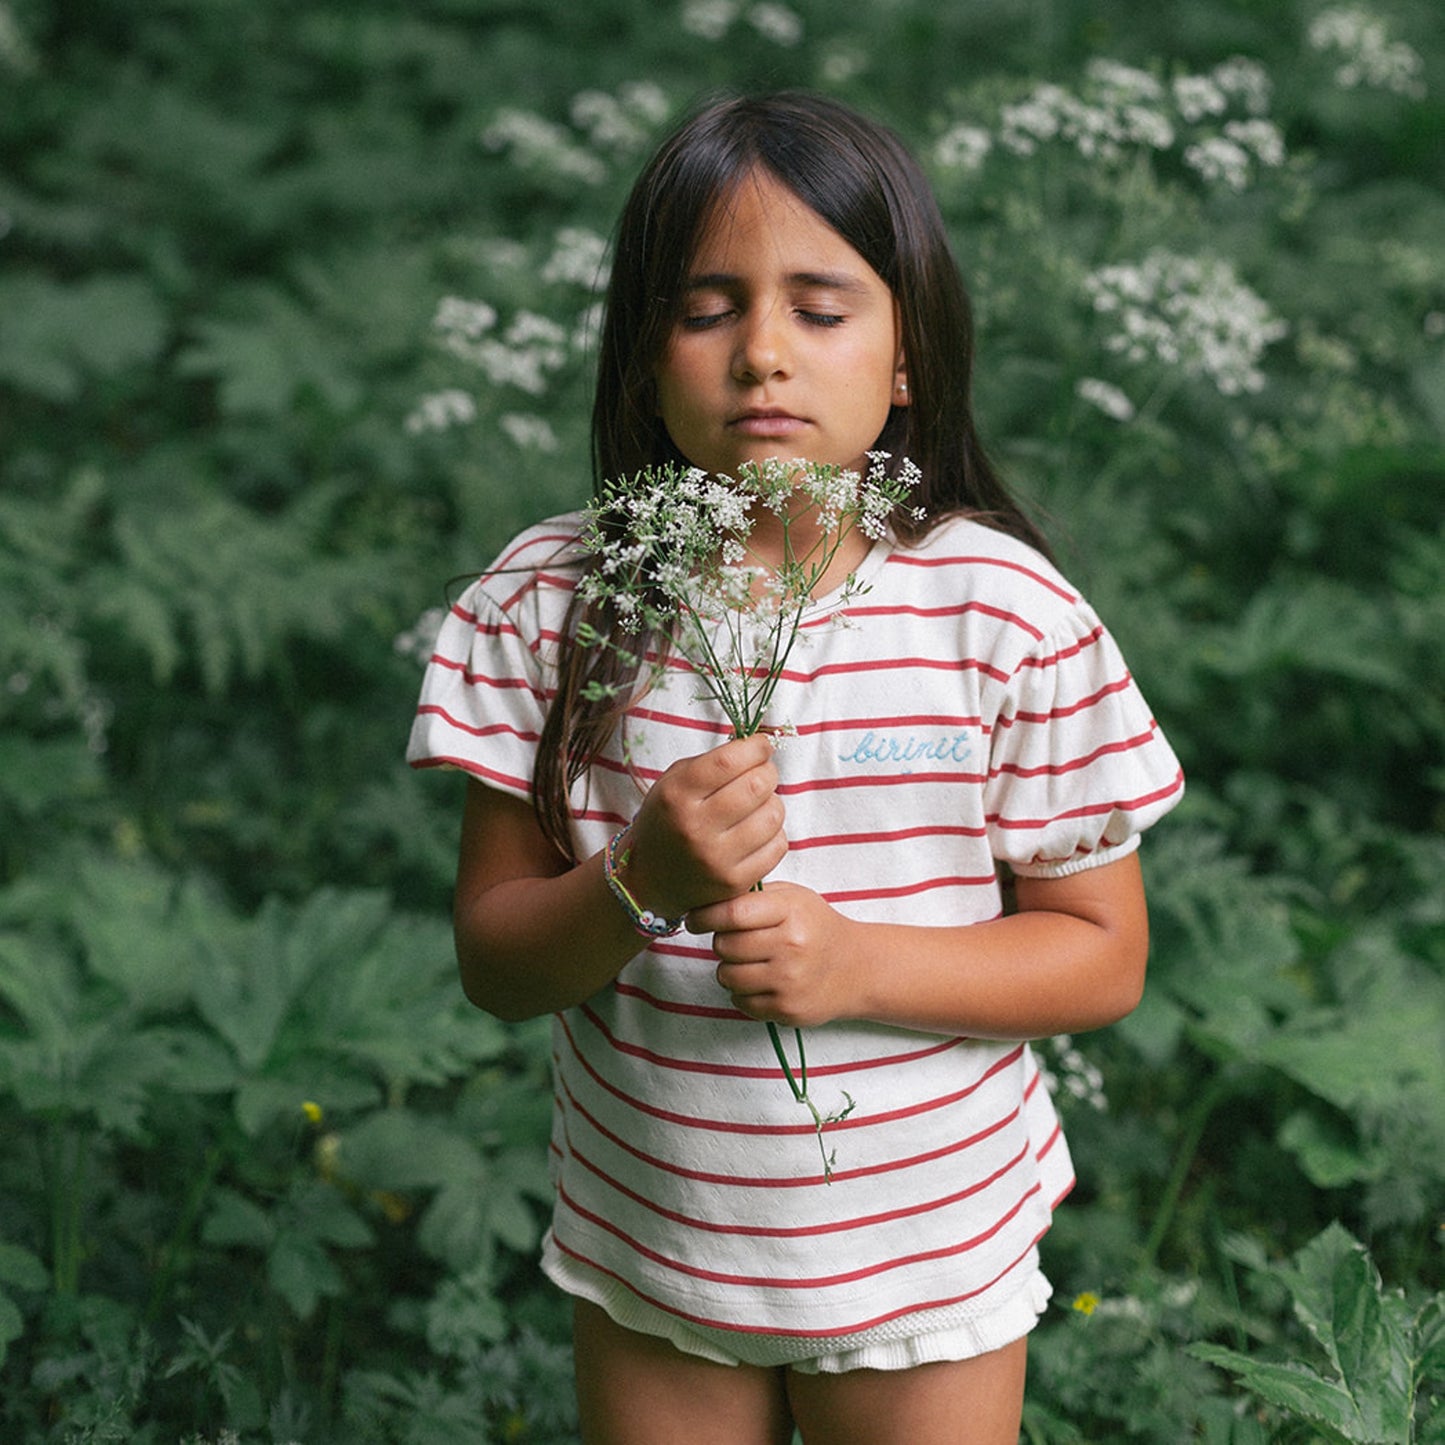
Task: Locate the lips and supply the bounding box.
[728,408,810,438]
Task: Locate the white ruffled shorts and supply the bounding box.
[543,1234,1052,1375]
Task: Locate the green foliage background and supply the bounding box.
[0,0,1441,1439]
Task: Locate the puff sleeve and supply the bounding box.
[983,601,1184,878]
[405,520,584,807]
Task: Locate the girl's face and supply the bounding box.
[654,168,908,480]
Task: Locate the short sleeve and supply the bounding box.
[984,602,1184,878]
[405,581,550,802]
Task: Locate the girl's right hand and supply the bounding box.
[620,734,786,920]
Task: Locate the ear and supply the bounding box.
[892,361,910,408]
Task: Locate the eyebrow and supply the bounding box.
[683,270,872,294]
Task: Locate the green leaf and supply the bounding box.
[0,273,167,400]
[177,286,361,417]
[1190,1346,1357,1438]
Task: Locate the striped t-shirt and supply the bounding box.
[407,510,1184,1343]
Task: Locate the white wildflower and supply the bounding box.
[542,227,611,291]
[1086,58,1164,104]
[571,86,664,156]
[680,0,737,39]
[1183,136,1253,190]
[747,2,803,45]
[499,413,560,452]
[1075,377,1136,422]
[1085,250,1288,395]
[1225,118,1286,167]
[1172,72,1228,123]
[935,123,994,172]
[819,43,868,85]
[394,607,447,666]
[480,108,608,184]
[1041,1035,1109,1111]
[1210,56,1272,114]
[1308,7,1426,97]
[999,68,1173,163]
[404,389,477,434]
[433,296,496,340]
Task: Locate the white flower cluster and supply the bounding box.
[576,455,920,732]
[404,388,477,435]
[480,109,608,185]
[679,0,803,46]
[394,607,446,666]
[569,82,671,157]
[498,412,560,453]
[1084,250,1288,395]
[481,83,671,185]
[939,55,1285,193]
[432,297,569,396]
[540,226,611,291]
[1308,7,1427,98]
[1040,1035,1108,1112]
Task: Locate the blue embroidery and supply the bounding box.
[838,730,973,771]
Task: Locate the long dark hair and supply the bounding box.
[533,90,1051,858]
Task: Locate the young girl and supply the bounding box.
[409,92,1183,1444]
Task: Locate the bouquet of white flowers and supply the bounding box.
[577,453,922,1176]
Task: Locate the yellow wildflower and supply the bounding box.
[1072,1291,1100,1316]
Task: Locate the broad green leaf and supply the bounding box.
[0,273,167,400]
[1190,1346,1357,1437]
[202,1189,274,1251]
[268,1232,343,1320]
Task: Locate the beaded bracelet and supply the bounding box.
[604,826,686,939]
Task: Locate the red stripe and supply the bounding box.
[990,725,1159,781]
[566,1131,1033,1239]
[564,1014,1023,1135]
[559,1068,1027,1188]
[775,655,1011,687]
[843,599,1045,642]
[1015,621,1106,671]
[556,1176,1042,1289]
[988,769,1184,831]
[408,755,530,792]
[414,703,539,745]
[425,652,539,693]
[788,821,988,850]
[995,674,1134,729]
[823,874,997,904]
[886,550,1077,603]
[575,1003,965,1081]
[547,1228,1044,1339]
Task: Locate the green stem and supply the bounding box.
[1136,1067,1234,1276]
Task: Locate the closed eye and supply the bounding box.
[679,310,733,331]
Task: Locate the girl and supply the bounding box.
[409,92,1183,1444]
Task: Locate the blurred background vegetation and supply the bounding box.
[0,0,1441,1440]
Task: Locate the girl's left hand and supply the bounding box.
[689,883,858,1028]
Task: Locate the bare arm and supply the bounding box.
[689,851,1150,1039]
[452,734,787,1021]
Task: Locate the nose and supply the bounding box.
[732,303,789,385]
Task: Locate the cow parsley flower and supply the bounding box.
[1085,251,1288,395]
[578,454,922,1178]
[404,389,477,434]
[1309,7,1427,97]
